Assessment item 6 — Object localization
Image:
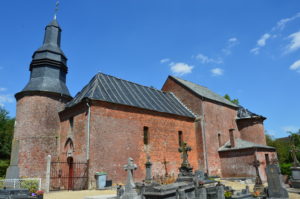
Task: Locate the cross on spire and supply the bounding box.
[54,0,60,19]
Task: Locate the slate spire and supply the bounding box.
[17,17,71,99]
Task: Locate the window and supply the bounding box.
[69,117,74,131]
[143,126,149,145]
[218,133,221,147]
[265,154,270,165]
[178,131,183,146]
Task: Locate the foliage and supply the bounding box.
[224,190,232,198]
[224,94,239,105]
[265,129,300,176]
[0,106,14,177]
[0,160,10,177]
[280,163,292,176]
[20,179,39,194]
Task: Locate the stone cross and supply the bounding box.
[124,157,137,190]
[251,159,264,193]
[290,143,300,167]
[145,155,152,183]
[178,142,192,168]
[162,157,169,177]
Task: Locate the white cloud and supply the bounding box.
[222,37,239,55]
[170,62,193,76]
[250,47,260,55]
[274,12,300,31]
[160,58,170,64]
[195,53,223,64]
[211,68,224,76]
[0,88,7,92]
[289,59,300,72]
[257,33,271,47]
[228,37,238,43]
[282,125,300,133]
[286,31,300,52]
[0,94,14,107]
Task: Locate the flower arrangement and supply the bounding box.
[36,190,44,195]
[224,190,232,198]
[252,191,261,198]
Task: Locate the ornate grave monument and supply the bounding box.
[289,136,300,188]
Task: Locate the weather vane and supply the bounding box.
[54,0,60,19]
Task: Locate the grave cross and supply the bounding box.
[124,157,137,189]
[178,142,192,168]
[290,142,300,167]
[251,158,264,193]
[162,157,169,177]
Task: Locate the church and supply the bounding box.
[6,17,276,190]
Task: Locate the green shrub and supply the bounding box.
[20,179,39,193]
[280,163,292,176]
[0,160,9,178]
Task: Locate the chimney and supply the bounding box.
[229,128,235,148]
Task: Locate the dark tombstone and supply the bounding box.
[265,164,289,199]
[289,138,300,188]
[0,189,35,199]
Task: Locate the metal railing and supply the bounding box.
[0,178,42,190]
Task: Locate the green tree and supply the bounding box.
[224,94,239,105]
[0,107,14,177]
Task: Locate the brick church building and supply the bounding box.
[6,17,276,190]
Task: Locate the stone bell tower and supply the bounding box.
[6,17,72,180]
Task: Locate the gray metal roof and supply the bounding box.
[218,138,275,152]
[169,76,238,108]
[66,73,196,118]
[237,106,266,120]
[19,18,71,97]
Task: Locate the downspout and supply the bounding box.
[200,97,209,174]
[86,102,91,161]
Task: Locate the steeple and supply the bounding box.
[16,17,71,99]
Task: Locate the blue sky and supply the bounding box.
[0,0,300,138]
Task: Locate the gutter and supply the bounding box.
[86,102,91,161]
[200,97,209,174]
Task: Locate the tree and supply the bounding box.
[0,107,14,177]
[224,94,239,105]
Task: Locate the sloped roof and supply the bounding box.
[66,73,195,118]
[218,138,275,152]
[169,76,238,108]
[237,106,266,120]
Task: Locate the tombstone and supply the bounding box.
[194,170,215,185]
[251,159,264,193]
[289,139,300,188]
[144,155,152,184]
[265,164,289,199]
[120,157,141,199]
[0,189,35,199]
[177,142,193,182]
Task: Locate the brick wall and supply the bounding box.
[237,118,267,145]
[162,77,239,176]
[59,101,198,186]
[14,94,66,183]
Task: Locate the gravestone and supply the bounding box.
[120,157,140,199]
[177,142,193,182]
[5,140,20,180]
[194,170,215,185]
[0,189,35,199]
[144,155,152,184]
[265,164,289,199]
[251,159,264,193]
